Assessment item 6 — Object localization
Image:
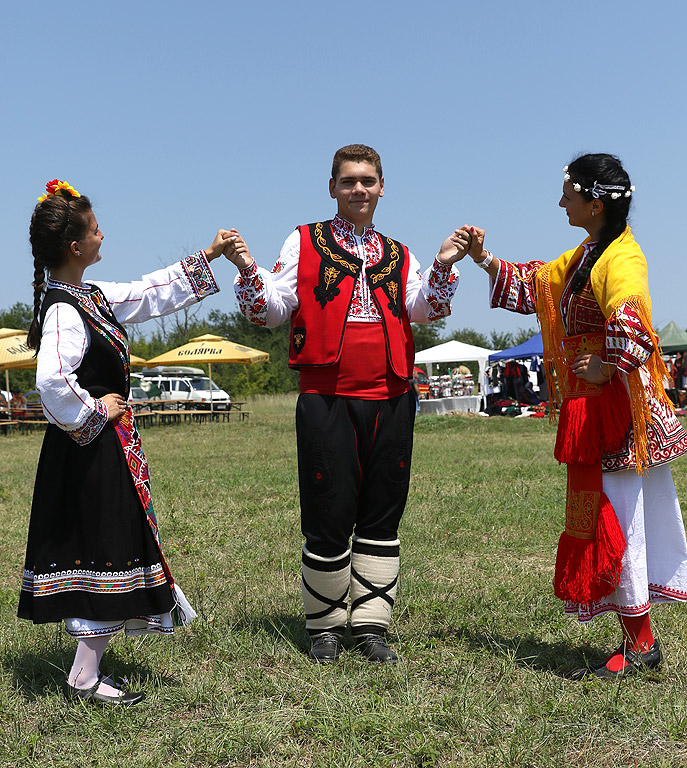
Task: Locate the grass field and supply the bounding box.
[1,396,687,767]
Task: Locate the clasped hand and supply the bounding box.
[203,229,252,269]
[436,225,486,265]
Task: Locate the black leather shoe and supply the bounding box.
[62,674,145,706]
[576,640,662,680]
[308,632,342,663]
[354,634,398,663]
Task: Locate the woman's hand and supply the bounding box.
[222,229,253,270]
[102,393,126,422]
[205,229,234,261]
[436,228,472,265]
[572,353,616,384]
[465,226,487,262]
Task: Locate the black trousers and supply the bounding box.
[296,391,415,557]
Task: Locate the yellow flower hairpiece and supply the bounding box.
[38,179,82,202]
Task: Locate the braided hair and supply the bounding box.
[27,192,92,351]
[566,153,632,294]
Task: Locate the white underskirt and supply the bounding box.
[64,584,197,638]
[64,613,174,638]
[566,463,687,621]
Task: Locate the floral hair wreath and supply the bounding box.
[37,179,81,202]
[563,166,635,200]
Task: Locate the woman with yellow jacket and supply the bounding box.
[464,154,687,677]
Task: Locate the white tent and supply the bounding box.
[415,339,496,402]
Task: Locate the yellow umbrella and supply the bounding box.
[0,329,36,396]
[146,334,269,411]
[130,354,148,367]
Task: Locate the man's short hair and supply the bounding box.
[331,144,383,181]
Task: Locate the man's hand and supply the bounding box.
[436,228,472,265]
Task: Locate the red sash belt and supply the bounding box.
[552,333,631,604]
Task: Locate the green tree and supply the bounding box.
[489,330,514,350]
[0,302,33,331]
[205,310,299,396]
[513,326,539,346]
[448,327,490,348]
[411,318,446,352]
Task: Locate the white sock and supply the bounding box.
[350,537,400,635]
[68,635,112,689]
[302,546,350,635]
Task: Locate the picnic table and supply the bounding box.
[129,400,250,428]
[0,400,251,435]
[0,406,49,434]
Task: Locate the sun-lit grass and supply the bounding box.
[1,403,687,767]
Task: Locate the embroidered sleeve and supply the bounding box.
[233,230,300,328]
[605,302,654,373]
[93,251,219,325]
[406,253,460,323]
[66,398,109,446]
[36,303,109,444]
[489,259,544,315]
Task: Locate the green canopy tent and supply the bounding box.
[658,321,687,354]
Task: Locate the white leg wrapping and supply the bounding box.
[350,536,400,635]
[301,546,350,635]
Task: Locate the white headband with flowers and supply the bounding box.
[563,166,635,199]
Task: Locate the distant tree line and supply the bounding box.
[1,302,538,396]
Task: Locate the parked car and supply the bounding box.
[128,386,148,403]
[139,366,231,410]
[413,367,431,399]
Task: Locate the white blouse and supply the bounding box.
[37,252,219,441]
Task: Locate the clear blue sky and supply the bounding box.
[3,1,686,343]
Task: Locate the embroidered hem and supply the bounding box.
[22,562,168,597]
[565,582,687,622]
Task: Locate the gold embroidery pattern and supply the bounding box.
[562,333,604,397]
[324,265,339,290]
[315,222,357,273]
[369,238,400,284]
[294,333,304,348]
[388,281,398,303]
[565,487,599,539]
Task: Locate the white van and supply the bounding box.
[139,367,231,410]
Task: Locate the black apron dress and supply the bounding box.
[17,285,175,624]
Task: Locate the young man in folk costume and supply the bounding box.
[228,144,468,662]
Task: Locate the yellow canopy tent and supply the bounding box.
[146,334,269,411]
[0,328,37,396]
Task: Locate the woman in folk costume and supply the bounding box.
[18,180,232,704]
[463,154,687,678]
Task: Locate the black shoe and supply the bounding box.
[62,674,145,706]
[354,634,398,663]
[308,632,342,663]
[576,640,662,680]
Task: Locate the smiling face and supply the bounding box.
[329,160,384,229]
[559,180,603,231]
[73,210,104,267]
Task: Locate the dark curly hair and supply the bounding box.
[565,153,632,294]
[27,191,92,351]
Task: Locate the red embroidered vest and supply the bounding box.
[289,221,415,380]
